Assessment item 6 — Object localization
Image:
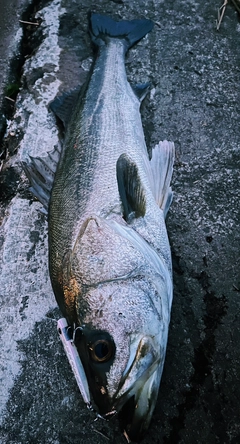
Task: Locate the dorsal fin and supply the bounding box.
[116,154,146,221]
[22,144,61,212]
[49,87,81,128]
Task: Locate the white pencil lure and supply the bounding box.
[57,318,92,409]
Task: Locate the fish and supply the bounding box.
[24,12,175,442]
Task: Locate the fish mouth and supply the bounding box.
[110,336,162,441]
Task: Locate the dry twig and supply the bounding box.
[233,284,240,292]
[19,20,40,26]
[92,427,110,440]
[5,96,15,103]
[123,429,131,443]
[217,0,228,30]
[231,0,240,13]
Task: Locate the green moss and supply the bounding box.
[4,82,20,98]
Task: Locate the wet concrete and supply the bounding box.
[0,0,240,443]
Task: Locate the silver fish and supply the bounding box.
[24,13,175,441]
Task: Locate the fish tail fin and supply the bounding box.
[89,12,153,51]
[149,140,175,218]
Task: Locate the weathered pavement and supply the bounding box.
[0,0,30,144]
[0,1,239,443]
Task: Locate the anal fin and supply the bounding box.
[149,140,175,217]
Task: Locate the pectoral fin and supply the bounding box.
[132,83,151,102]
[116,154,146,221]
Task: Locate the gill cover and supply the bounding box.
[70,216,145,286]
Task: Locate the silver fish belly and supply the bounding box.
[25,12,175,442]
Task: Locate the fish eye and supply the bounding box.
[89,339,113,363]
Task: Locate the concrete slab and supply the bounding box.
[0,0,30,137]
[0,0,239,443]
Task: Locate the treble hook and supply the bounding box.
[73,325,84,344]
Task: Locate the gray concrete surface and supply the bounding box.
[0,0,31,138]
[0,0,239,443]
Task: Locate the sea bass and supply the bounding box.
[24,13,175,441]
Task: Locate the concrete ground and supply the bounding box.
[0,0,239,443]
[0,0,31,141]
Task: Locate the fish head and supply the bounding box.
[70,216,172,439]
[74,277,171,440]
